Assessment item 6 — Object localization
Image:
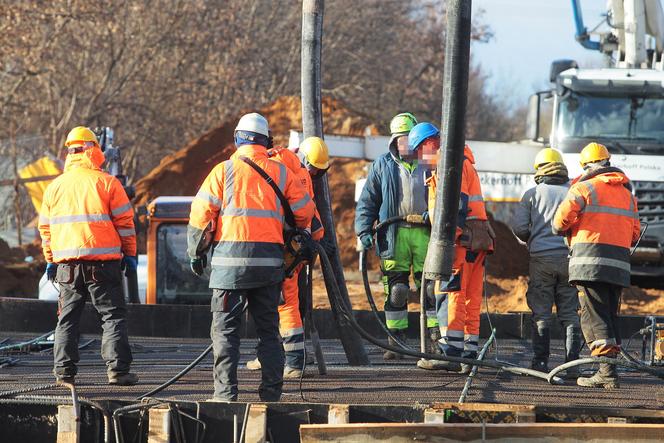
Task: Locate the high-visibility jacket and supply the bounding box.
[38,146,136,263]
[188,144,314,289]
[426,145,487,242]
[267,146,324,241]
[553,167,640,287]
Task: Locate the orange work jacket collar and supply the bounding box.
[572,166,631,189]
[64,146,105,172]
[268,146,303,174]
[233,144,269,160]
[463,144,475,163]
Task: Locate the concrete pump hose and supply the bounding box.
[546,355,664,383]
[359,248,412,350]
[316,242,560,384]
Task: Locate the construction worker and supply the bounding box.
[553,142,640,389]
[38,126,138,386]
[511,148,581,374]
[245,137,329,378]
[355,113,439,359]
[417,123,494,372]
[188,113,314,402]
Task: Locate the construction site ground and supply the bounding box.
[1,333,662,410]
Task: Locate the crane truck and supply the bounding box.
[527,0,664,278]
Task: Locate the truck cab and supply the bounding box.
[145,196,211,304]
[529,64,664,276]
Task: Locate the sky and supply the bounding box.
[471,0,608,105]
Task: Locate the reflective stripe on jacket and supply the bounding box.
[552,167,640,287]
[267,146,324,241]
[188,144,314,289]
[38,146,136,263]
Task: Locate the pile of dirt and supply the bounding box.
[133,95,376,207]
[0,237,45,298]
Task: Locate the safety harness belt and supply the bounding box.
[239,156,296,228]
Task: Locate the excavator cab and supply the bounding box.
[145,197,212,304]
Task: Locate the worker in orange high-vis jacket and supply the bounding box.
[187,113,314,402]
[414,123,495,373]
[39,126,138,386]
[553,142,640,389]
[245,138,329,378]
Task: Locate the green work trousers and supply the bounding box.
[380,226,436,330]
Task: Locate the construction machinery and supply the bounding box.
[527,0,664,277]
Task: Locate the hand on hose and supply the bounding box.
[46,263,57,282]
[121,255,138,271]
[318,236,336,256]
[190,255,207,276]
[359,233,374,250]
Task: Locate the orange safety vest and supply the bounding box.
[38,146,136,263]
[267,146,324,241]
[553,167,640,287]
[189,144,314,289]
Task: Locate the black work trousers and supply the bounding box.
[576,281,622,357]
[54,260,133,377]
[210,285,284,401]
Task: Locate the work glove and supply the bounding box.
[359,233,374,250]
[46,263,57,282]
[121,255,138,272]
[190,255,207,277]
[318,236,337,256]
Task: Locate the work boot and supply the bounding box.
[383,330,406,361]
[55,374,75,384]
[283,366,304,379]
[246,357,261,371]
[428,327,442,355]
[531,325,550,372]
[562,326,582,380]
[576,363,619,389]
[108,372,139,386]
[417,358,462,372]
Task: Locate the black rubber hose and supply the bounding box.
[136,344,213,400]
[317,243,557,383]
[359,249,411,350]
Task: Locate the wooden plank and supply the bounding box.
[148,406,170,443]
[300,423,664,443]
[56,405,80,443]
[328,404,349,424]
[245,404,268,443]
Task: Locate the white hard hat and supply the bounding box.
[235,113,269,137]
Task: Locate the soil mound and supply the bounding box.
[133,96,375,206]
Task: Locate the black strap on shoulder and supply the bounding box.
[239,156,296,228]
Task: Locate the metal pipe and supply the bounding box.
[459,329,495,403]
[0,330,54,353]
[423,0,472,281]
[419,275,427,354]
[301,0,369,365]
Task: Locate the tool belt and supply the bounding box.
[239,156,315,277]
[459,219,496,252]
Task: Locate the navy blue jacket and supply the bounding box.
[354,152,401,259]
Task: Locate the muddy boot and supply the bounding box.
[428,327,442,355]
[108,372,139,386]
[562,326,582,380]
[531,325,550,372]
[246,357,261,371]
[383,330,405,361]
[417,358,462,372]
[577,363,619,389]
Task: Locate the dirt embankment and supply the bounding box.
[0,238,45,298]
[133,95,376,207]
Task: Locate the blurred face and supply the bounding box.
[396,135,415,160]
[306,163,328,178]
[419,137,440,170]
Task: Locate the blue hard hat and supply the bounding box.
[408,122,439,151]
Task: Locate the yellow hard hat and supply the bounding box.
[579,142,610,166]
[300,136,330,169]
[65,126,98,147]
[533,147,564,170]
